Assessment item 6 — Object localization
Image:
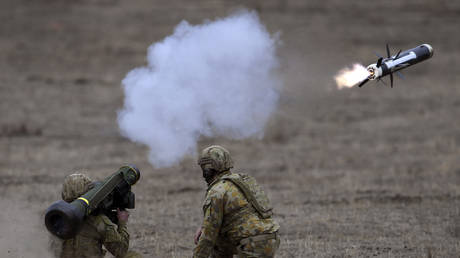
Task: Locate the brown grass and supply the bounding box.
[1,0,460,257]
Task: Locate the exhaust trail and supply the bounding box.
[118,10,282,167]
[334,63,369,89]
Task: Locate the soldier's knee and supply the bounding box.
[237,237,280,257]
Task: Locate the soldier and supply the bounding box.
[59,173,142,258]
[193,145,280,258]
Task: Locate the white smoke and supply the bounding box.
[118,10,281,167]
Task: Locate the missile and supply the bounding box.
[359,44,433,88]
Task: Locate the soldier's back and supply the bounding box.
[60,214,108,258]
[209,173,279,244]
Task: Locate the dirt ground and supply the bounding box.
[1,0,460,257]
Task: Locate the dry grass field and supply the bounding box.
[1,0,460,257]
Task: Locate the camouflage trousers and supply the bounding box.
[211,233,280,258]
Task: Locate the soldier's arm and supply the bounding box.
[99,215,130,258]
[193,190,224,258]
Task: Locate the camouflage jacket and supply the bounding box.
[60,213,129,258]
[193,171,280,258]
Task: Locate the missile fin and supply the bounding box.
[390,73,394,88]
[376,57,383,67]
[395,49,402,59]
[358,78,369,87]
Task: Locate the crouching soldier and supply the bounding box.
[59,173,142,258]
[193,145,280,258]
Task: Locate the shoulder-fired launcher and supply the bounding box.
[44,165,140,239]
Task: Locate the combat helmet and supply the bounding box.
[61,173,92,203]
[198,145,234,172]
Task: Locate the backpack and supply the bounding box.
[221,173,273,219]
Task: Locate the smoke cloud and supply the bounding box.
[118,10,281,167]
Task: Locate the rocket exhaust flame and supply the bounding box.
[334,64,370,89]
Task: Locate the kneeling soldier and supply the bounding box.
[59,173,142,258]
[193,145,280,258]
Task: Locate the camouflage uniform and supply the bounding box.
[194,146,280,258]
[60,173,142,258]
